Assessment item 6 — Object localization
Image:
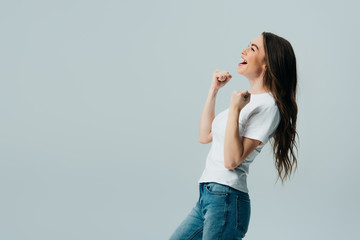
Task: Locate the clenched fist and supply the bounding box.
[211,69,232,90]
[230,90,251,111]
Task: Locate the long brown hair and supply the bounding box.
[262,32,298,184]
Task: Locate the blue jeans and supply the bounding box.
[169,182,251,240]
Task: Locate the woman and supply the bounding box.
[169,32,298,240]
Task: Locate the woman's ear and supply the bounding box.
[262,63,267,72]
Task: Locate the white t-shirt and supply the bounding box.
[198,92,281,193]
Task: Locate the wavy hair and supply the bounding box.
[262,32,299,184]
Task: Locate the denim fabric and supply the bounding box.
[169,182,251,240]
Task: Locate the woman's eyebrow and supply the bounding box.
[249,42,259,50]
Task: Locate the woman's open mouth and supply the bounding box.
[238,60,247,66]
[238,58,247,66]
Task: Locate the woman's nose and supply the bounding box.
[241,49,247,55]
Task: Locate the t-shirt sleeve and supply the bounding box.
[241,104,281,145]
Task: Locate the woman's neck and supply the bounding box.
[248,77,270,94]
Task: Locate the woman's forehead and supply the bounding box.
[251,35,263,46]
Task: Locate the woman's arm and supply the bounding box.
[199,69,232,144]
[198,86,218,144]
[224,107,261,169]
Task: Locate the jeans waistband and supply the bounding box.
[200,182,250,199]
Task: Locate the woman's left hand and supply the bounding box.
[230,90,251,111]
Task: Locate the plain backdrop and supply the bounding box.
[1,0,360,239]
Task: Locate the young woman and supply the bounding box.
[169,32,298,240]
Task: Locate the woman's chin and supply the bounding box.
[236,68,244,75]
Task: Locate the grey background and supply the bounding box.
[1,0,359,239]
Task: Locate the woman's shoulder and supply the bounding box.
[250,92,278,110]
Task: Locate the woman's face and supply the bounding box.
[237,34,267,79]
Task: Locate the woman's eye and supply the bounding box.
[251,48,255,51]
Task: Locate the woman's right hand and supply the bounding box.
[211,69,232,90]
